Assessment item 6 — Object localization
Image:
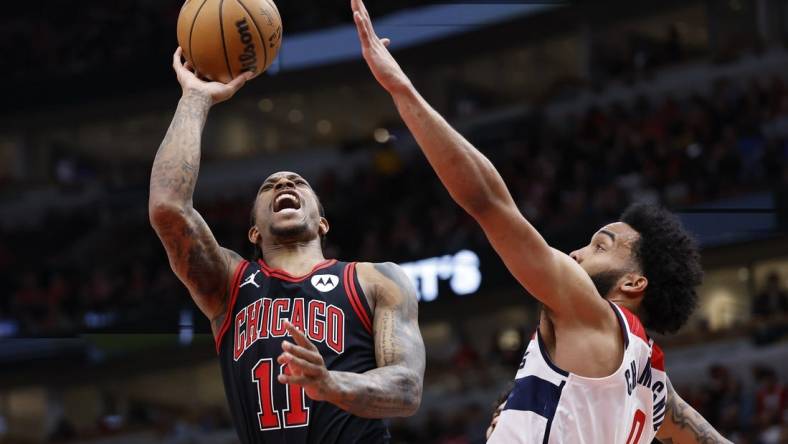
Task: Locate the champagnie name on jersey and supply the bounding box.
[234,297,346,361]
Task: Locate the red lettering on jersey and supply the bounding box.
[246,299,262,348]
[259,298,271,339]
[271,299,290,336]
[234,307,248,361]
[308,300,326,342]
[290,298,306,332]
[233,298,346,360]
[326,305,345,354]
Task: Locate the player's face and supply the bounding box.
[252,172,325,243]
[569,222,640,297]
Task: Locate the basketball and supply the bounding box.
[177,0,282,84]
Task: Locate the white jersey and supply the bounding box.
[488,303,667,444]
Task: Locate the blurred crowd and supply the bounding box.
[675,365,788,444]
[2,73,788,337]
[0,0,435,90]
[0,0,715,110]
[29,360,786,444]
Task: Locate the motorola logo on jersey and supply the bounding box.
[234,297,346,361]
[310,274,339,292]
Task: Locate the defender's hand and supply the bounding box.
[277,322,338,402]
[172,47,252,105]
[351,0,412,94]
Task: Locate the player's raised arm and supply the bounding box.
[278,262,425,418]
[656,378,732,444]
[352,0,607,321]
[149,48,252,335]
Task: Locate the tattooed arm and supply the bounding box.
[149,48,251,335]
[656,378,732,444]
[278,262,425,418]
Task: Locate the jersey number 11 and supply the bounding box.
[252,358,310,430]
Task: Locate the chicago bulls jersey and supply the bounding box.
[488,303,667,444]
[215,259,388,444]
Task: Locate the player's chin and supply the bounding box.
[269,219,310,240]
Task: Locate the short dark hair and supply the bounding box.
[620,203,703,334]
[248,195,327,261]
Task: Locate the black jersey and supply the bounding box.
[215,258,388,444]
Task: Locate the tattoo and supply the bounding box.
[150,92,211,203]
[661,379,731,444]
[372,263,420,367]
[324,263,424,418]
[149,93,239,331]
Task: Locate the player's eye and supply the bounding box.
[595,244,605,252]
[260,184,273,192]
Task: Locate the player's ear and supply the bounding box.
[621,273,647,298]
[248,225,261,246]
[318,217,330,237]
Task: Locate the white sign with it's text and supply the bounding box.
[399,250,482,302]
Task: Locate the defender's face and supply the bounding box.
[569,222,640,296]
[253,172,323,241]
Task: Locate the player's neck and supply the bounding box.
[261,240,326,276]
[607,294,640,316]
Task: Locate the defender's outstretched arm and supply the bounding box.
[278,262,425,418]
[656,379,732,444]
[352,0,607,321]
[149,48,250,334]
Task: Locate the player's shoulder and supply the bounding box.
[614,303,650,345]
[354,261,408,283]
[354,262,417,300]
[614,303,666,370]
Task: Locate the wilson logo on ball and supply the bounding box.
[236,18,258,73]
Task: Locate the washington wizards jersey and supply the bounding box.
[488,303,667,444]
[215,259,388,444]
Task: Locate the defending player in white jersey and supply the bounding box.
[352,1,732,442]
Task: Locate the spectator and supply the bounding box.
[753,272,788,318]
[754,366,787,444]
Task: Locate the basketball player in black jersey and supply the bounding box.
[148,48,425,444]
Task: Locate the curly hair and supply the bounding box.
[620,203,703,334]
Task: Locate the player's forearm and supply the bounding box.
[149,92,212,212]
[325,366,422,418]
[390,85,513,217]
[658,385,732,444]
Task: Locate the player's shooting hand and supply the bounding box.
[172,47,253,105]
[351,0,412,94]
[277,321,338,402]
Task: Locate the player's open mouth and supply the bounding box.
[273,191,301,213]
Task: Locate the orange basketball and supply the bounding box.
[177,0,282,84]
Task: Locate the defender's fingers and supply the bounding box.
[355,0,371,21]
[282,341,323,364]
[359,9,379,42]
[353,11,371,46]
[381,38,391,47]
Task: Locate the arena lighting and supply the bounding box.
[399,250,482,302]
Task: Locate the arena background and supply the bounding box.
[1,0,787,443]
